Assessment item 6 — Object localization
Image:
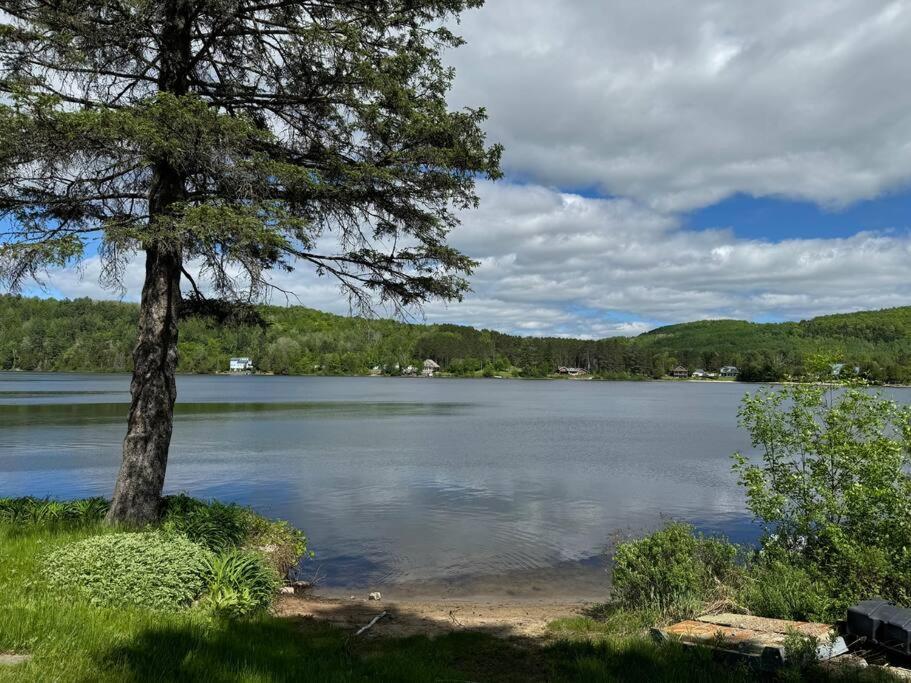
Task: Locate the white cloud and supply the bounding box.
[33,182,911,338]
[447,0,911,211]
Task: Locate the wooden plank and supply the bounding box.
[696,613,834,639]
[655,615,848,670]
[661,620,787,655]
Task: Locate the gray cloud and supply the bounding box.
[447,0,911,211]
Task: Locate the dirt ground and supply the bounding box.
[275,593,591,638]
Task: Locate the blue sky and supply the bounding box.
[12,0,911,338]
[686,191,911,241]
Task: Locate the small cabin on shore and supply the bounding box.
[229,357,253,372]
[691,369,707,378]
[720,365,739,378]
[422,359,441,377]
[671,366,688,378]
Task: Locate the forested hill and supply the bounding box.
[3,294,911,382]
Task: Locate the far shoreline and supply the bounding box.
[3,368,908,389]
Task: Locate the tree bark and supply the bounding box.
[107,245,182,525]
[105,0,191,525]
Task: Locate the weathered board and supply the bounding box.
[652,613,847,670]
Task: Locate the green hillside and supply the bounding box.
[2,294,911,382]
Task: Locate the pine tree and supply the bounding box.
[0,0,501,523]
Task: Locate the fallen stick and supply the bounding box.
[355,611,388,636]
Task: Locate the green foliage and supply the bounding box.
[40,496,307,617]
[0,518,883,681]
[0,1,501,310]
[8,294,911,381]
[611,523,740,619]
[160,495,251,552]
[0,496,109,527]
[734,384,911,615]
[611,385,911,625]
[246,514,310,578]
[737,557,831,622]
[0,496,108,527]
[780,631,824,681]
[45,532,212,611]
[201,550,280,618]
[160,494,309,576]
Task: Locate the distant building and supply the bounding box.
[720,366,739,378]
[671,366,688,378]
[830,363,861,377]
[229,357,253,372]
[557,366,585,376]
[422,359,441,377]
[691,369,707,378]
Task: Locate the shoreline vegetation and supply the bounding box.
[0,504,891,682]
[6,295,911,384]
[0,496,749,682]
[9,365,911,391]
[3,384,910,680]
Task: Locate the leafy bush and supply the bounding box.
[0,496,109,527]
[160,495,250,551]
[738,557,831,622]
[201,550,280,618]
[160,494,309,576]
[611,523,740,619]
[610,384,911,625]
[46,531,212,610]
[246,514,310,577]
[734,384,911,613]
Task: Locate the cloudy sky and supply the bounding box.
[32,0,911,337]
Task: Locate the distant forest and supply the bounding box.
[4,295,911,383]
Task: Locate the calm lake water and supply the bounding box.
[1,372,803,590]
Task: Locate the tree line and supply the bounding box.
[4,295,911,383]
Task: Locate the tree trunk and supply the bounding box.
[106,246,182,525]
[105,0,190,526]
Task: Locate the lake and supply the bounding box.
[2,373,774,593]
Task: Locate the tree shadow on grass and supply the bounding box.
[98,616,548,683]
[96,609,764,683]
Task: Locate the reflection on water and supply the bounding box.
[0,401,470,427]
[0,372,805,588]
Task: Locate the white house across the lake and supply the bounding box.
[720,366,738,378]
[229,357,253,372]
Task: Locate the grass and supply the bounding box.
[0,521,897,682]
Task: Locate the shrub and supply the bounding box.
[160,494,310,576]
[738,557,831,622]
[734,384,911,612]
[246,514,310,577]
[160,494,250,551]
[611,523,739,619]
[46,531,212,610]
[0,496,109,527]
[201,550,280,618]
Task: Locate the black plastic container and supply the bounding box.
[847,600,911,655]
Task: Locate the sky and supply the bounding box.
[26,0,911,338]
